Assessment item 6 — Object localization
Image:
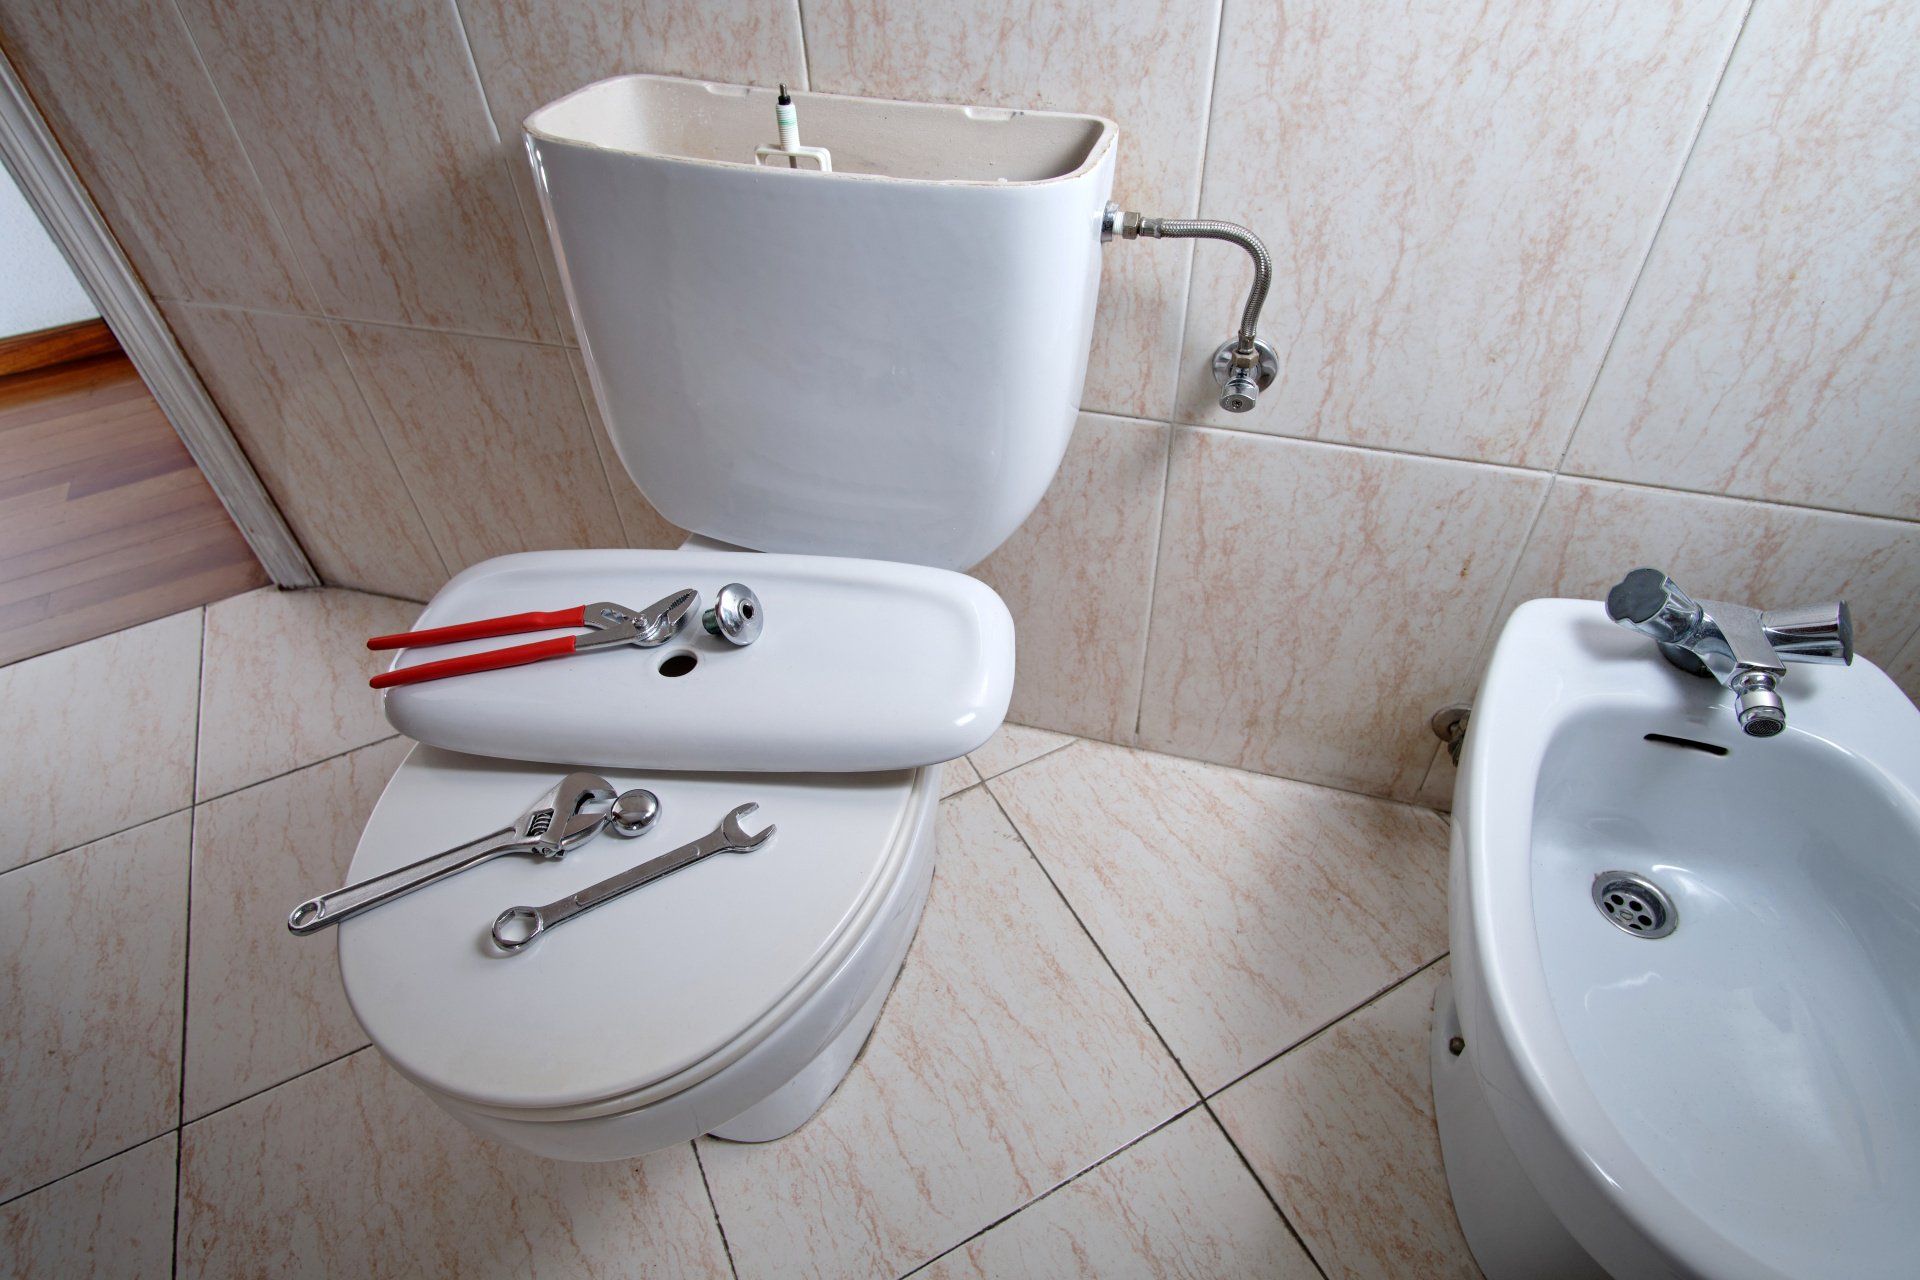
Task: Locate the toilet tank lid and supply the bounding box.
[377,549,1014,772]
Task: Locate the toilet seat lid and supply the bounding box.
[338,745,920,1113]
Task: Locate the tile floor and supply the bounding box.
[0,585,1482,1279]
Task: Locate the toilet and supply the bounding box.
[334,76,1117,1160]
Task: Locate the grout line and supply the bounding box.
[689,1141,741,1280]
[1548,0,1757,478]
[193,734,407,808]
[0,1130,180,1212]
[1197,1097,1332,1280]
[895,1102,1208,1278]
[170,604,206,1279]
[441,0,572,345]
[1205,952,1451,1102]
[1131,423,1178,742]
[0,805,195,882]
[793,0,815,93]
[181,1045,372,1131]
[161,296,577,352]
[965,730,1079,783]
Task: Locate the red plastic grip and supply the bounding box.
[369,635,577,688]
[366,606,588,651]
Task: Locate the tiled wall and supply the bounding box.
[4,0,1916,803]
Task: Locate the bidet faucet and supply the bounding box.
[1603,567,1852,738]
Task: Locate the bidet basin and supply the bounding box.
[1435,599,1920,1280]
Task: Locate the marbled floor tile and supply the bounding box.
[0,1133,178,1280]
[0,608,200,870]
[0,0,309,310]
[172,0,557,341]
[801,0,1221,420]
[1565,2,1920,520]
[196,588,419,800]
[991,740,1449,1094]
[566,352,686,549]
[698,787,1193,1280]
[176,1050,730,1279]
[1213,964,1480,1280]
[970,415,1170,741]
[163,304,448,600]
[1494,477,1920,700]
[337,324,624,571]
[1138,429,1547,800]
[1176,0,1744,466]
[940,755,982,797]
[0,814,189,1201]
[923,1108,1319,1280]
[184,738,411,1120]
[966,723,1077,782]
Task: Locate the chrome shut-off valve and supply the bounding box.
[1103,202,1277,412]
[1603,567,1853,739]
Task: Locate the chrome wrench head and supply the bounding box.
[491,802,776,953]
[286,771,616,935]
[718,802,776,851]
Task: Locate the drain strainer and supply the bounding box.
[1591,872,1677,939]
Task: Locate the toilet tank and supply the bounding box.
[524,76,1116,570]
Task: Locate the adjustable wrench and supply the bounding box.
[289,772,626,935]
[491,803,776,953]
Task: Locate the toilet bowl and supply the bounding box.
[340,743,940,1160]
[334,76,1116,1160]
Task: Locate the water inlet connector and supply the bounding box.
[1103,203,1277,412]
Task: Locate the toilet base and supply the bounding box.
[408,765,942,1162]
[1430,977,1610,1280]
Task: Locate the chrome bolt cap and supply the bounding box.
[702,583,763,646]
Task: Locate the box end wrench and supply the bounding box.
[491,803,775,953]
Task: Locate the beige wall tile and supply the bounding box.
[970,414,1169,742]
[967,722,1076,781]
[197,587,418,800]
[991,741,1449,1092]
[1496,477,1920,700]
[800,0,1221,420]
[0,814,189,1200]
[925,1109,1319,1279]
[566,351,686,549]
[456,0,806,344]
[1213,963,1479,1280]
[699,787,1193,1279]
[337,324,623,571]
[1567,2,1920,519]
[0,1133,177,1279]
[1888,629,1920,707]
[171,0,557,340]
[1177,0,1745,466]
[178,1050,730,1278]
[0,608,200,870]
[186,738,410,1120]
[1412,743,1457,814]
[0,0,309,309]
[1139,429,1547,799]
[164,304,448,599]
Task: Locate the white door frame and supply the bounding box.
[0,46,317,588]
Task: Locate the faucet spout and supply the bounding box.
[1603,567,1852,739]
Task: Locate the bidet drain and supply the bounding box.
[1591,872,1676,939]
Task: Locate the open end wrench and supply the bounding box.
[492,803,776,953]
[288,772,621,935]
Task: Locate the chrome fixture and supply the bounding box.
[1103,203,1276,412]
[1604,567,1853,738]
[1591,871,1677,939]
[702,582,764,646]
[1430,704,1472,765]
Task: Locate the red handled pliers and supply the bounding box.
[367,588,699,688]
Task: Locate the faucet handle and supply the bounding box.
[1761,602,1853,666]
[1605,568,1703,645]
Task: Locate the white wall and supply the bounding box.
[0,161,96,337]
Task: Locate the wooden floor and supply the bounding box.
[0,351,266,666]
